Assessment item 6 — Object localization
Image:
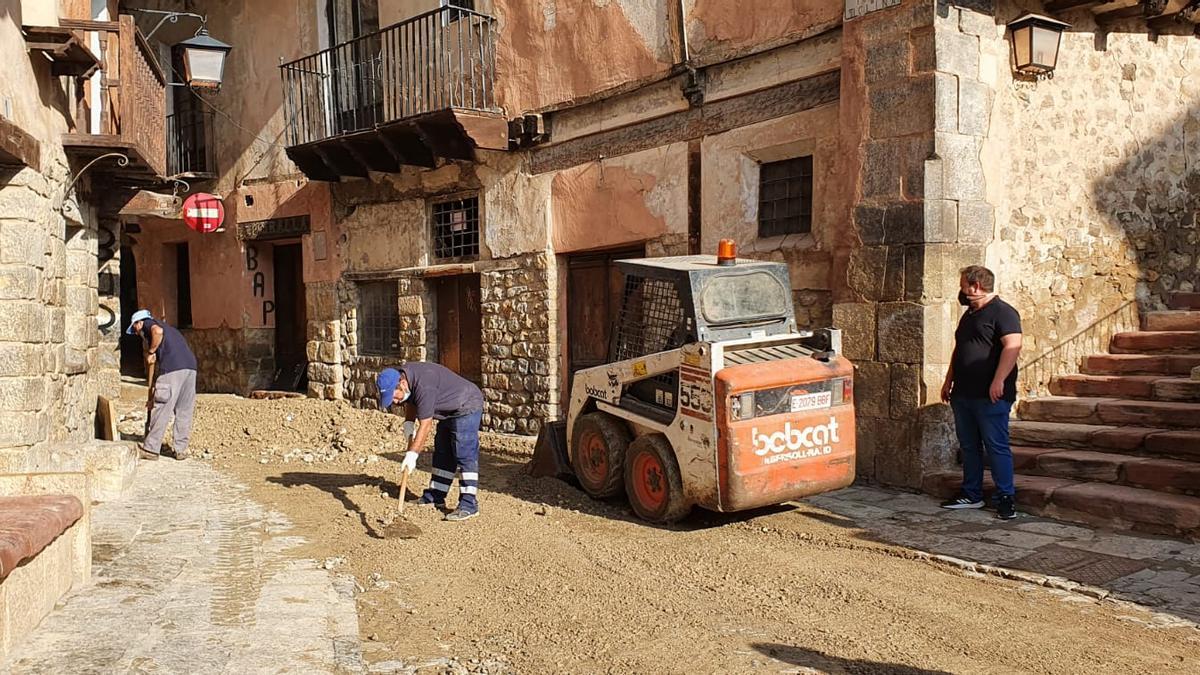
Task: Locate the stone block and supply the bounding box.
[924,199,958,243]
[936,133,985,201]
[0,411,48,446]
[855,205,886,246]
[0,302,46,343]
[0,221,48,269]
[854,362,891,419]
[49,308,65,343]
[958,78,991,137]
[863,140,902,199]
[0,344,42,377]
[870,417,921,488]
[884,201,923,245]
[865,38,907,85]
[877,302,924,364]
[922,301,956,365]
[935,25,980,76]
[958,8,998,38]
[869,74,935,140]
[901,135,935,200]
[833,303,876,361]
[956,200,994,244]
[934,72,958,133]
[903,245,925,302]
[318,341,340,363]
[889,363,921,419]
[306,341,320,361]
[0,265,39,300]
[0,377,48,411]
[908,25,935,73]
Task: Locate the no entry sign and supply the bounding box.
[182,193,225,233]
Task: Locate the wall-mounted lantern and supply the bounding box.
[178,29,232,89]
[1007,14,1070,79]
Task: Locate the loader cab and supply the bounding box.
[609,256,799,419]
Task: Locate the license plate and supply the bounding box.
[790,391,831,412]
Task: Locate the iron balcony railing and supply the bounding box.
[280,6,498,147]
[166,109,216,176]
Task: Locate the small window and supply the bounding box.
[758,156,813,238]
[358,281,400,355]
[432,195,480,260]
[442,0,475,22]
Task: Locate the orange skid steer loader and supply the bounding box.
[531,242,856,523]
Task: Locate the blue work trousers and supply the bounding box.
[421,410,482,513]
[950,397,1015,502]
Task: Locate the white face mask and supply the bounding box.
[396,388,411,404]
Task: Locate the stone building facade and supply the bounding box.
[120,0,1200,491]
[1,1,128,460]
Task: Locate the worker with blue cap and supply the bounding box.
[377,362,485,521]
[127,308,198,461]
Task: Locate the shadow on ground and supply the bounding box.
[753,643,953,675]
[268,472,409,539]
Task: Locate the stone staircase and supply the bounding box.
[926,293,1200,540]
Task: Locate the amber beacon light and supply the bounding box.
[717,239,737,266]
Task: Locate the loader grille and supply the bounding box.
[613,275,687,362]
[722,343,814,366]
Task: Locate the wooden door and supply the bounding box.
[567,247,643,386]
[436,274,482,385]
[272,243,307,390]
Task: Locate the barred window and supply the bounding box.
[358,281,400,355]
[758,156,813,238]
[432,196,480,260]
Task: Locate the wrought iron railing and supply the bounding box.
[280,6,498,147]
[1018,299,1141,399]
[166,109,216,176]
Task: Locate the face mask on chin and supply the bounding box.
[396,389,411,404]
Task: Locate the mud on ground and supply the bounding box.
[122,394,1200,674]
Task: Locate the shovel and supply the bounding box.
[381,466,422,539]
[143,360,157,438]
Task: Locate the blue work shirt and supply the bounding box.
[400,362,483,420]
[139,318,198,375]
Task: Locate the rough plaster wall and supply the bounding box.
[981,3,1200,361]
[494,0,673,113]
[686,0,843,64]
[550,142,687,254]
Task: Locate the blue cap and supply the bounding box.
[126,309,152,335]
[377,368,401,410]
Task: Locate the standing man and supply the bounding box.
[939,266,1023,520]
[377,362,485,522]
[127,309,198,461]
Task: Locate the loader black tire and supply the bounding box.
[571,412,631,498]
[624,434,691,524]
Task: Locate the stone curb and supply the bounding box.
[916,551,1200,630]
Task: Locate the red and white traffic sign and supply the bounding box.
[182,192,225,233]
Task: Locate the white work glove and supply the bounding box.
[400,450,419,474]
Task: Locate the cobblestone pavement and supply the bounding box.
[2,460,365,675]
[810,486,1200,626]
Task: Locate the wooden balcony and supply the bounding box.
[60,16,167,187]
[279,6,509,181]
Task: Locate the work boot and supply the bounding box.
[995,494,1017,520]
[139,449,160,462]
[172,449,190,461]
[411,496,445,509]
[443,509,478,522]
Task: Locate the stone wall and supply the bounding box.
[0,161,113,452]
[978,3,1200,363]
[337,276,433,410]
[181,326,274,394]
[480,253,558,435]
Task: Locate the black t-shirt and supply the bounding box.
[139,318,198,375]
[400,362,484,420]
[951,297,1022,402]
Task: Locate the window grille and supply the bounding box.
[758,156,813,238]
[359,281,400,355]
[432,196,480,260]
[613,275,686,362]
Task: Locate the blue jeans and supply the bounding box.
[950,397,1015,501]
[421,410,482,513]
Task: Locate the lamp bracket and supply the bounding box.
[127,8,207,40]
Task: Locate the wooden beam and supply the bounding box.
[530,69,840,175]
[1044,0,1100,12]
[312,144,367,178]
[0,117,41,172]
[338,139,382,174]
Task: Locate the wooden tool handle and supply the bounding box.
[398,467,411,515]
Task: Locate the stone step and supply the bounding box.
[922,471,1200,539]
[1082,354,1200,376]
[2,441,139,502]
[1110,331,1200,354]
[1049,374,1200,402]
[1019,396,1200,429]
[1144,310,1200,332]
[1168,291,1200,310]
[1012,447,1200,495]
[1010,420,1200,461]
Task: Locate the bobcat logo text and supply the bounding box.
[751,417,840,465]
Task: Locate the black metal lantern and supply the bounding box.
[178,29,232,89]
[1007,14,1070,79]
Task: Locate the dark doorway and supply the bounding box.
[272,243,308,391]
[566,246,643,392]
[435,274,482,386]
[119,244,144,377]
[175,243,192,329]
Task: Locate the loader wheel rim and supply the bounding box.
[631,450,667,513]
[579,430,608,486]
